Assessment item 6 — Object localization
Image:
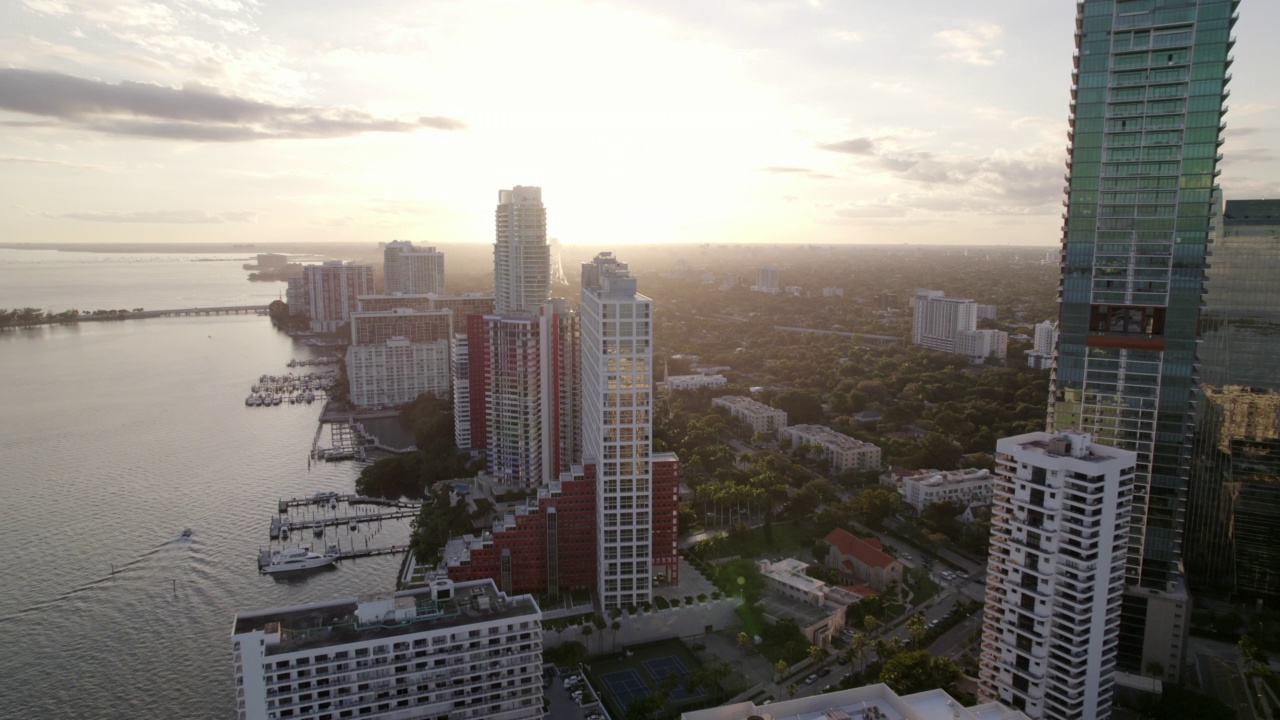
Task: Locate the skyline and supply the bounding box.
[4,0,1280,247]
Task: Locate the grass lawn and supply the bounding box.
[700,521,814,559]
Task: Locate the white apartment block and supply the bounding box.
[231,578,543,720]
[681,684,1030,720]
[665,374,727,391]
[1033,320,1057,355]
[779,424,881,473]
[911,289,979,354]
[958,329,1009,361]
[345,337,451,408]
[494,187,550,315]
[383,241,445,296]
[711,395,787,435]
[978,431,1135,720]
[752,265,780,293]
[580,252,654,610]
[822,287,844,297]
[304,261,376,333]
[900,468,996,513]
[977,304,998,321]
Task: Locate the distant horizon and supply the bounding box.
[4,2,1277,247]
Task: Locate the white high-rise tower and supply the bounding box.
[580,252,654,610]
[383,240,445,295]
[494,187,550,315]
[978,430,1135,720]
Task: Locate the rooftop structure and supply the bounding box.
[899,468,995,513]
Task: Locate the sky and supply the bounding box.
[2,0,1278,247]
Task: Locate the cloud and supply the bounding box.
[934,23,1005,66]
[758,166,836,181]
[836,203,908,218]
[0,68,465,141]
[816,137,876,155]
[1221,147,1276,164]
[45,209,258,223]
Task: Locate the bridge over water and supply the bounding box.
[79,305,269,321]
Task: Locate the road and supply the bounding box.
[1190,637,1259,720]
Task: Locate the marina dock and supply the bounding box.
[257,543,409,571]
[277,494,423,513]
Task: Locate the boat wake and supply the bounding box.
[0,538,194,625]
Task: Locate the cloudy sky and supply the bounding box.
[3,0,1277,246]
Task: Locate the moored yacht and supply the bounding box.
[260,545,337,573]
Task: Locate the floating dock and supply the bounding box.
[258,543,409,571]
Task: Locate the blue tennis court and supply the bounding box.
[600,668,650,707]
[643,655,705,702]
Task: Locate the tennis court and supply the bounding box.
[599,668,650,708]
[586,638,717,719]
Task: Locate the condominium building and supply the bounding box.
[752,265,780,293]
[230,578,543,720]
[383,240,445,296]
[443,455,681,599]
[977,304,998,322]
[346,338,451,408]
[1048,0,1235,681]
[1185,199,1280,600]
[452,331,474,450]
[911,289,978,354]
[957,329,1009,361]
[779,424,881,473]
[665,374,727,391]
[1027,321,1058,370]
[469,300,580,486]
[494,186,550,315]
[681,684,1030,720]
[581,252,655,609]
[711,395,787,435]
[899,468,996,513]
[345,309,453,408]
[978,431,1136,720]
[303,261,375,333]
[286,276,308,317]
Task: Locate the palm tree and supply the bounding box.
[773,660,788,681]
[906,613,927,649]
[787,682,798,699]
[611,620,621,652]
[581,624,594,654]
[737,632,753,652]
[808,644,824,664]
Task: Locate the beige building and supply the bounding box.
[711,395,787,435]
[780,424,881,473]
[825,528,903,592]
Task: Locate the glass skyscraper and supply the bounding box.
[1049,0,1236,682]
[1185,200,1280,600]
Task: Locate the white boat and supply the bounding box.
[181,528,193,539]
[313,520,324,536]
[272,395,282,406]
[329,497,338,510]
[245,396,254,406]
[349,518,359,531]
[261,545,337,573]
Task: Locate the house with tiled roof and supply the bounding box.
[824,528,903,592]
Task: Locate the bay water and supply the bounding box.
[0,249,410,718]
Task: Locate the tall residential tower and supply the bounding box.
[383,240,445,295]
[581,252,655,610]
[1048,0,1236,681]
[494,187,550,315]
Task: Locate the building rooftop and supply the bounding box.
[826,529,897,570]
[712,395,785,416]
[999,430,1135,466]
[680,683,1029,720]
[905,468,993,488]
[786,424,878,452]
[232,579,538,657]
